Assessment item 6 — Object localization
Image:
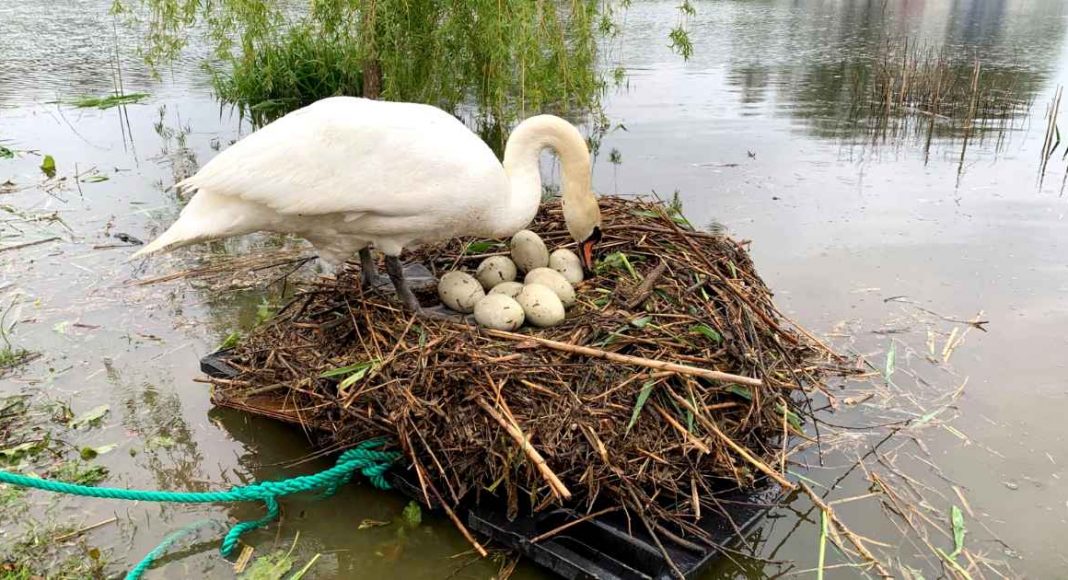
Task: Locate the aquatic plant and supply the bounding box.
[115,1,693,130]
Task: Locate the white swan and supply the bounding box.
[133,97,602,315]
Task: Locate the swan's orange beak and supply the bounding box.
[578,227,601,274]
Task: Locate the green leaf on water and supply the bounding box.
[82,174,109,183]
[68,405,109,429]
[401,501,422,527]
[40,154,56,177]
[625,380,656,435]
[950,505,966,557]
[0,145,13,159]
[219,331,241,349]
[358,519,391,530]
[147,435,176,449]
[79,443,117,460]
[241,549,294,580]
[690,323,722,343]
[884,340,896,380]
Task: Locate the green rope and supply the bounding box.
[0,438,399,579]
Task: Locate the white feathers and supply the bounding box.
[134,97,601,265]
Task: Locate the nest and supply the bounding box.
[209,196,846,554]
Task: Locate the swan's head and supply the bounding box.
[563,191,602,272]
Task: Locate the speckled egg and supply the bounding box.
[437,271,485,313]
[524,267,576,307]
[488,281,524,299]
[475,256,518,290]
[549,249,584,285]
[473,294,525,331]
[516,283,566,327]
[510,230,549,273]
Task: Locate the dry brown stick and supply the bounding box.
[669,391,796,491]
[624,488,686,580]
[530,507,619,543]
[423,467,489,558]
[625,260,668,309]
[799,482,893,578]
[0,236,61,253]
[653,403,711,454]
[483,329,762,387]
[476,396,572,501]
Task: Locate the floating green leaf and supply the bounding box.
[0,145,13,159]
[358,519,391,530]
[690,323,722,343]
[68,405,109,429]
[147,435,176,449]
[950,505,966,557]
[219,332,241,350]
[82,174,109,183]
[79,443,117,460]
[626,380,656,435]
[241,550,294,580]
[71,93,150,109]
[40,155,56,178]
[401,501,422,527]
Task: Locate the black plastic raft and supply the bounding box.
[201,350,777,580]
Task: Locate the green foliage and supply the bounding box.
[40,155,56,178]
[49,460,110,486]
[67,405,110,429]
[401,500,422,527]
[119,0,695,130]
[625,380,656,435]
[214,24,364,125]
[0,144,13,159]
[690,323,722,343]
[71,92,150,109]
[219,331,241,349]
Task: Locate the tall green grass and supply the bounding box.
[213,25,364,125]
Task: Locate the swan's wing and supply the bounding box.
[179,97,500,218]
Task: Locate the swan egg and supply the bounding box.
[474,294,525,331]
[549,249,584,285]
[475,256,518,289]
[516,283,566,327]
[510,230,549,273]
[489,281,524,299]
[524,267,576,307]
[437,271,485,313]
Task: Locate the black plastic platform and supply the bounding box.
[201,350,777,579]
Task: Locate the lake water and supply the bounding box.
[1,0,1066,578]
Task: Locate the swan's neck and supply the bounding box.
[488,115,591,237]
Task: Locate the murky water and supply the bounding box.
[2,0,1066,578]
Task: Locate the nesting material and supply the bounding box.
[209,196,845,552]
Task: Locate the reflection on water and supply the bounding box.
[2,0,1068,578]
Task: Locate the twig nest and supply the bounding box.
[475,256,518,290]
[523,267,575,307]
[488,281,524,299]
[510,230,549,273]
[437,271,485,313]
[516,283,565,327]
[473,294,525,331]
[549,249,584,285]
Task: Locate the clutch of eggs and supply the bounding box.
[436,230,583,329]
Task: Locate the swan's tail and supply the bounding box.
[129,189,250,261]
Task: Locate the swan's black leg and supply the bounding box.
[359,247,386,288]
[385,255,423,312]
[385,255,469,321]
